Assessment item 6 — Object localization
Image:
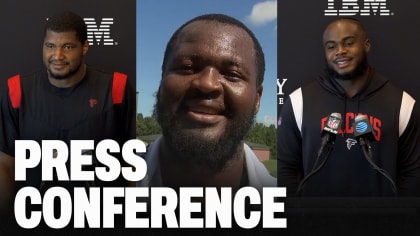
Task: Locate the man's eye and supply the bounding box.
[223,71,242,81]
[64,45,73,50]
[174,64,194,74]
[326,44,335,50]
[182,64,193,70]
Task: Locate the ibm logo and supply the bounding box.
[324,0,392,16]
[84,18,116,46]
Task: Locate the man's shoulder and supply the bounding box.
[86,66,114,79]
[292,79,321,96]
[9,70,45,82]
[243,143,277,188]
[5,70,46,97]
[86,65,127,78]
[372,73,406,97]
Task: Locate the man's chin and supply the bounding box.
[163,125,238,169]
[336,73,354,81]
[177,131,223,148]
[182,124,223,136]
[48,71,70,80]
[327,67,356,81]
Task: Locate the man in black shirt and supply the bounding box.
[0,11,136,212]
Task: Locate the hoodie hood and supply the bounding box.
[316,67,390,122]
[317,67,389,101]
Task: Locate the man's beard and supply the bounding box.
[155,95,256,171]
[47,61,82,80]
[326,55,368,81]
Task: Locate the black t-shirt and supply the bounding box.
[0,66,136,189]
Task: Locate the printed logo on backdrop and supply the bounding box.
[84,18,117,46]
[277,78,287,105]
[324,0,393,16]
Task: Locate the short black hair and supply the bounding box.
[326,17,368,39]
[162,13,265,86]
[44,11,87,44]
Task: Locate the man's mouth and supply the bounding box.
[335,58,351,68]
[50,61,68,69]
[182,102,225,124]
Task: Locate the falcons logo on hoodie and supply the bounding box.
[346,138,357,150]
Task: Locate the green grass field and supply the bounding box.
[262,159,277,177]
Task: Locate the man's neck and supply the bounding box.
[335,68,370,98]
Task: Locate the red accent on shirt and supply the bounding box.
[8,75,21,109]
[112,72,127,104]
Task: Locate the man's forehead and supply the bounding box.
[323,20,361,41]
[44,30,78,39]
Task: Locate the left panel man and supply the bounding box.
[0,7,136,232]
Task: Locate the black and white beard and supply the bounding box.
[155,95,255,171]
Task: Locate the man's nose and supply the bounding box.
[52,48,65,60]
[335,45,347,56]
[191,66,223,94]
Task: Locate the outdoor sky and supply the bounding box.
[136,0,277,126]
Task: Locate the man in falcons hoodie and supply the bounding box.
[277,18,420,197]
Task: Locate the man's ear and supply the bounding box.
[254,86,263,114]
[82,40,89,56]
[364,38,371,53]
